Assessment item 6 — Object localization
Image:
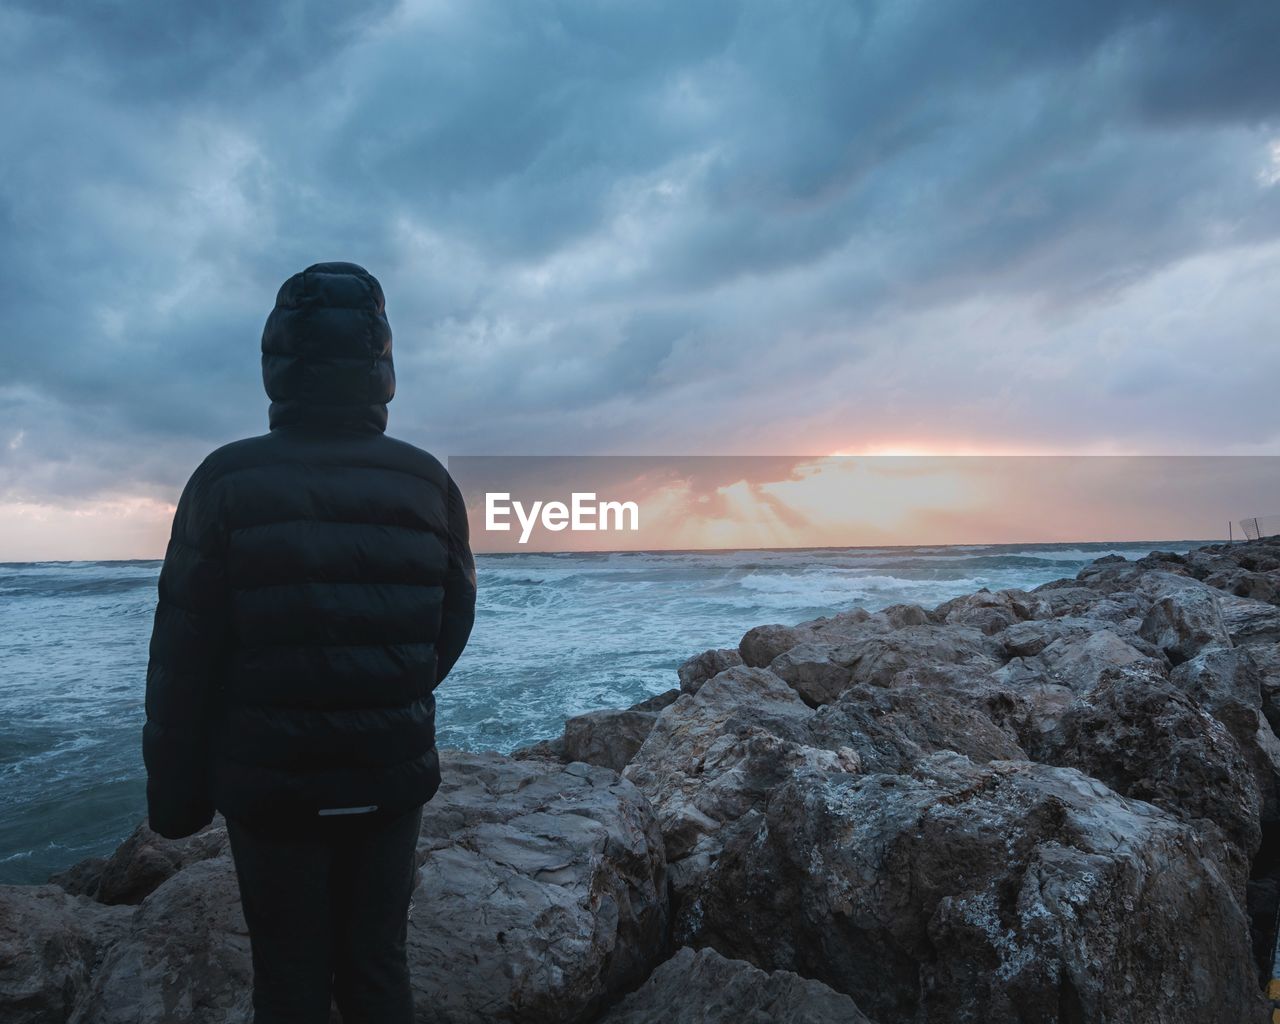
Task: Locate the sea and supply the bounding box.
[0,540,1205,884]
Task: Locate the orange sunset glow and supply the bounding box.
[5,455,1277,562]
[448,456,1280,555]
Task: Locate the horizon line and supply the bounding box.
[0,536,1226,566]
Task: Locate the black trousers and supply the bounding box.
[225,803,424,1024]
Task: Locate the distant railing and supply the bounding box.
[1239,514,1280,541]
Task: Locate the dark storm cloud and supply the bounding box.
[3,0,400,101]
[1,0,1279,517]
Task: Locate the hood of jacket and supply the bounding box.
[261,261,395,433]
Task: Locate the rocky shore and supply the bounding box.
[4,537,1280,1023]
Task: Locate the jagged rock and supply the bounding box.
[1077,556,1170,590]
[1219,596,1280,648]
[631,688,681,713]
[510,735,566,761]
[999,682,1078,750]
[0,885,132,1024]
[622,667,853,897]
[1135,570,1280,659]
[45,856,108,899]
[765,643,859,706]
[595,946,876,1024]
[1189,540,1280,581]
[511,691,679,768]
[994,628,1164,694]
[69,857,252,1024]
[768,626,1003,705]
[563,709,659,771]
[999,616,1130,659]
[738,624,815,668]
[678,753,1266,1024]
[873,603,931,628]
[1138,575,1235,663]
[407,750,668,1023]
[1042,664,1260,893]
[678,649,743,694]
[1171,646,1280,823]
[1032,581,1144,623]
[1204,566,1280,603]
[50,817,227,905]
[1250,644,1280,739]
[562,691,679,772]
[933,587,1052,635]
[808,683,1024,772]
[43,828,240,1022]
[798,607,879,637]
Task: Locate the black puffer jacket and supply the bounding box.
[142,262,476,839]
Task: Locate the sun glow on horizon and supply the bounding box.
[0,495,176,561]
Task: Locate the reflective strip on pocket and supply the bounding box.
[317,805,379,816]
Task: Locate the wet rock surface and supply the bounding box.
[14,536,1280,1023]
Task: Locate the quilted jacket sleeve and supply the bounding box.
[142,459,228,839]
[435,474,477,685]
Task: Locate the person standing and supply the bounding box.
[142,261,476,1023]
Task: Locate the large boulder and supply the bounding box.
[408,750,668,1023]
[70,856,253,1024]
[678,754,1265,1024]
[738,624,816,668]
[1203,566,1280,604]
[1138,576,1236,664]
[1030,582,1140,622]
[678,649,743,694]
[1185,539,1280,601]
[1136,571,1280,662]
[933,587,1052,635]
[1218,596,1280,648]
[768,626,1003,704]
[798,606,887,638]
[510,691,679,768]
[50,817,228,906]
[1171,646,1280,824]
[622,667,854,896]
[561,690,680,772]
[509,735,567,761]
[0,886,132,1024]
[873,603,932,628]
[1042,664,1260,894]
[994,629,1164,695]
[595,946,876,1024]
[764,643,861,706]
[999,616,1136,659]
[808,683,1024,772]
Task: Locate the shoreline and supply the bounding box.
[0,539,1203,888]
[3,535,1279,1022]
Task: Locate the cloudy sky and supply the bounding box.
[1,0,1278,558]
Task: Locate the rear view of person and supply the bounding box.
[142,262,477,1023]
